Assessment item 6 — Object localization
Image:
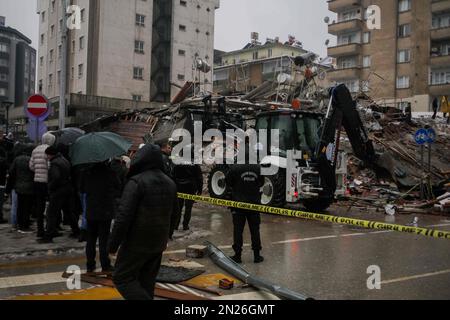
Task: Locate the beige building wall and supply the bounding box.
[327,0,450,112]
[171,0,220,96]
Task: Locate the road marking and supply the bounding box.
[381,269,450,285]
[0,272,65,289]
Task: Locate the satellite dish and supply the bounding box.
[324,16,330,24]
[325,39,330,46]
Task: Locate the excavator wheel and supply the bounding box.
[302,198,334,213]
[208,165,231,200]
[261,170,286,208]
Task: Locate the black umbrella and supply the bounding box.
[53,128,85,146]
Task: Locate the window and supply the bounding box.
[71,67,74,80]
[363,32,370,44]
[49,49,54,63]
[80,9,85,22]
[0,74,8,81]
[0,43,9,53]
[396,76,410,89]
[431,69,450,85]
[132,95,142,102]
[252,51,259,60]
[41,11,45,23]
[180,0,187,6]
[50,25,55,37]
[133,67,144,80]
[341,80,359,93]
[57,70,61,84]
[338,32,360,45]
[398,0,411,12]
[363,55,371,68]
[177,74,185,81]
[339,9,359,22]
[78,64,84,78]
[0,88,7,96]
[59,19,63,32]
[58,45,62,59]
[432,13,450,29]
[48,74,53,88]
[338,56,357,69]
[135,40,144,54]
[179,25,186,31]
[72,40,75,53]
[51,0,55,13]
[40,56,44,66]
[0,59,8,66]
[178,49,186,56]
[79,36,85,50]
[268,48,273,58]
[398,49,411,63]
[136,14,145,27]
[398,24,411,38]
[40,34,45,45]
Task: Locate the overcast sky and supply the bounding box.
[0,0,332,57]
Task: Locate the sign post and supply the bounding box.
[25,94,51,144]
[414,128,436,200]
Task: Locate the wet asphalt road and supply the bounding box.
[0,203,449,300]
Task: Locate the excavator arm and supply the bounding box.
[316,84,377,196]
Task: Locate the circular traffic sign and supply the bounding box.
[426,128,436,144]
[26,94,49,118]
[414,129,428,145]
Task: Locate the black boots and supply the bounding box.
[230,253,242,264]
[254,251,264,264]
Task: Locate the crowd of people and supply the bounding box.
[0,131,264,300]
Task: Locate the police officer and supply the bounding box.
[226,149,265,264]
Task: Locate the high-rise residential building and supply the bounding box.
[327,0,450,111]
[35,0,219,115]
[0,16,36,111]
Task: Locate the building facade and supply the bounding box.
[34,0,219,119]
[213,40,309,93]
[327,0,450,111]
[0,16,36,113]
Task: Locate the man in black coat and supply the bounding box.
[108,144,178,300]
[173,163,203,231]
[226,161,265,264]
[38,146,80,243]
[0,146,8,224]
[157,141,174,180]
[81,162,119,273]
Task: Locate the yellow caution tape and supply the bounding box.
[178,193,450,240]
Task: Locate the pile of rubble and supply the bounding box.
[338,108,450,215]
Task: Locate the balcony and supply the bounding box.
[328,43,361,57]
[432,1,450,13]
[431,26,450,41]
[430,54,450,67]
[328,19,363,35]
[327,67,361,80]
[328,0,361,13]
[429,83,450,96]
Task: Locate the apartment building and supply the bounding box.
[0,16,36,110]
[36,0,219,112]
[213,37,309,93]
[327,0,450,111]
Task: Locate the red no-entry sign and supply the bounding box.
[27,94,49,118]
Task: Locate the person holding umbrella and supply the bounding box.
[38,146,80,243]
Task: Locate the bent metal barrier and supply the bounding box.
[178,193,450,240]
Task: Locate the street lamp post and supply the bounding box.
[1,100,13,134]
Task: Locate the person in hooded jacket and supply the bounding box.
[29,132,56,237]
[5,144,35,232]
[81,161,119,273]
[108,144,178,300]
